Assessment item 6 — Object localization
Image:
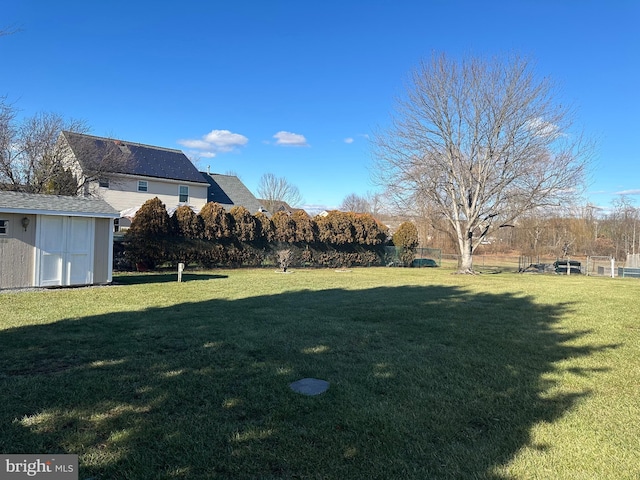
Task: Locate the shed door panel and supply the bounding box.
[38,216,94,287]
[39,216,65,286]
[67,217,92,285]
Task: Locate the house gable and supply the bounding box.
[201,173,265,214]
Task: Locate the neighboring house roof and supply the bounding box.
[201,172,265,214]
[0,190,119,218]
[62,131,208,184]
[259,199,306,216]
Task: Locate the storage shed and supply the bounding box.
[0,191,119,289]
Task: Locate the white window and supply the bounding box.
[179,185,189,203]
[0,219,7,235]
[137,180,148,192]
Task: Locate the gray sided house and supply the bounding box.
[201,172,266,214]
[0,191,119,289]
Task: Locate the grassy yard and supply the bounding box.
[1,267,639,479]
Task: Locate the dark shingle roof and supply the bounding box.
[63,131,208,184]
[201,173,265,214]
[0,190,119,217]
[259,199,307,216]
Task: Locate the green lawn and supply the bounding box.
[1,267,639,479]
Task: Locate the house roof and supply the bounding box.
[0,190,119,218]
[62,131,208,185]
[260,199,307,216]
[201,173,265,214]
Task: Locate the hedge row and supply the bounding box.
[121,198,391,270]
[117,238,385,271]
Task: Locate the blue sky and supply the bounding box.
[2,1,639,213]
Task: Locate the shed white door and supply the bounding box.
[38,216,94,287]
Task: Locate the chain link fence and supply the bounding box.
[383,247,442,267]
[439,253,622,276]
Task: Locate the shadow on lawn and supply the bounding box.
[0,284,618,479]
[113,272,228,285]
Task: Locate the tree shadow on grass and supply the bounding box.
[0,285,618,479]
[113,272,228,285]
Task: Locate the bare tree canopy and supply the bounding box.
[373,53,593,273]
[0,99,132,195]
[257,173,304,213]
[340,193,371,213]
[339,192,384,215]
[0,99,90,194]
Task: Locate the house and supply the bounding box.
[0,190,119,289]
[259,199,307,216]
[201,172,266,214]
[60,131,210,227]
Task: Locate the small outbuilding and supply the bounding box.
[0,191,119,289]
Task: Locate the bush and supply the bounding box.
[254,211,275,244]
[277,249,292,272]
[272,211,296,243]
[230,206,257,242]
[125,197,172,269]
[393,221,419,266]
[200,202,234,240]
[352,213,388,245]
[172,205,203,239]
[291,210,317,243]
[316,211,355,245]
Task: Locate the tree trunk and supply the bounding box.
[457,232,474,273]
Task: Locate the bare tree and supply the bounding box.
[0,100,90,194]
[340,193,371,213]
[373,53,593,273]
[607,195,639,259]
[340,191,385,215]
[257,173,303,213]
[0,99,131,195]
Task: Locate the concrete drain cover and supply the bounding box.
[289,378,329,396]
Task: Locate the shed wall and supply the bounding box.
[93,218,112,284]
[0,213,36,289]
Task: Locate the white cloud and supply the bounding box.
[526,118,562,139]
[344,137,354,144]
[273,131,309,147]
[179,139,211,150]
[614,189,640,195]
[178,129,248,158]
[203,130,249,149]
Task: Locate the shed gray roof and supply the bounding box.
[201,173,265,214]
[63,131,208,185]
[0,191,119,218]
